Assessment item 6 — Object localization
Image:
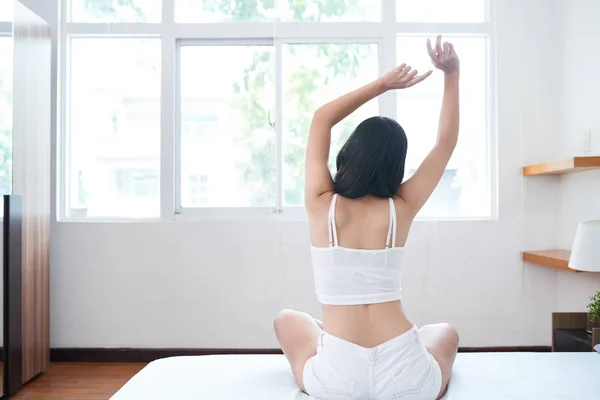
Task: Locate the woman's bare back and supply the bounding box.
[308,193,415,348]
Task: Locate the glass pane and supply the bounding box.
[397,36,488,217]
[179,45,275,208]
[282,43,379,207]
[175,0,380,22]
[69,39,161,218]
[0,37,12,197]
[0,0,13,21]
[396,0,485,23]
[69,0,162,23]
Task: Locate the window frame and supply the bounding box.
[58,0,497,222]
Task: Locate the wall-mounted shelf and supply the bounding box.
[523,156,600,176]
[522,250,579,272]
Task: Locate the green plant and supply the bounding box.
[588,291,600,322]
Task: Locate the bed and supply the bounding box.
[110,352,600,399]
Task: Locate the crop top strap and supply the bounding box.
[386,198,397,248]
[328,194,339,247]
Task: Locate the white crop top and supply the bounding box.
[310,194,405,306]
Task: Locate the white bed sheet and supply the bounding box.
[111,353,600,400]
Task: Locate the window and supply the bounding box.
[69,0,162,23]
[282,43,379,206]
[187,174,209,206]
[178,44,275,208]
[67,38,161,218]
[116,168,159,197]
[175,0,380,23]
[0,1,12,22]
[397,36,489,218]
[177,42,379,210]
[396,0,486,23]
[0,36,12,198]
[61,0,494,220]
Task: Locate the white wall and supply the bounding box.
[14,0,591,348]
[555,0,600,310]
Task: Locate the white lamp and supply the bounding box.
[568,220,600,272]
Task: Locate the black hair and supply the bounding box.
[333,116,407,199]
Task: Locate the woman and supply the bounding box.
[274,35,460,400]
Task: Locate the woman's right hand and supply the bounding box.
[427,35,459,74]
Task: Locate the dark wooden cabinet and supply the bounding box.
[554,329,593,352]
[552,312,600,352]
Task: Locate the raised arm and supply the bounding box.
[399,35,460,214]
[305,65,432,208]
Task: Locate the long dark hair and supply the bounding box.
[333,116,407,199]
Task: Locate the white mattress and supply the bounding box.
[111,353,600,400]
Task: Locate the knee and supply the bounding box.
[424,322,459,346]
[273,309,297,335]
[440,323,460,346]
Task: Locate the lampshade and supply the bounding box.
[568,220,600,272]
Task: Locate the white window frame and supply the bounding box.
[58,0,497,222]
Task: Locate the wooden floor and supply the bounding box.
[9,363,145,399]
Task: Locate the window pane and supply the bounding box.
[175,0,380,22]
[0,0,12,21]
[0,37,12,198]
[179,45,275,208]
[69,0,161,23]
[282,43,378,207]
[397,36,488,217]
[69,39,161,218]
[396,0,485,23]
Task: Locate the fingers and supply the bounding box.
[405,69,418,81]
[435,35,443,56]
[426,38,435,59]
[399,65,412,78]
[428,35,447,63]
[406,70,433,87]
[443,42,450,60]
[427,35,457,71]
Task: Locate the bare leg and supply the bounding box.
[419,323,460,399]
[274,309,323,392]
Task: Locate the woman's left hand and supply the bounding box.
[380,64,432,91]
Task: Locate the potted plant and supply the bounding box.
[587,290,600,333]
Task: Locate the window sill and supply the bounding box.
[56,210,496,223]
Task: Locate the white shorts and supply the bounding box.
[303,326,442,400]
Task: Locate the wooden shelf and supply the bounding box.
[523,156,600,176]
[522,250,578,272]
